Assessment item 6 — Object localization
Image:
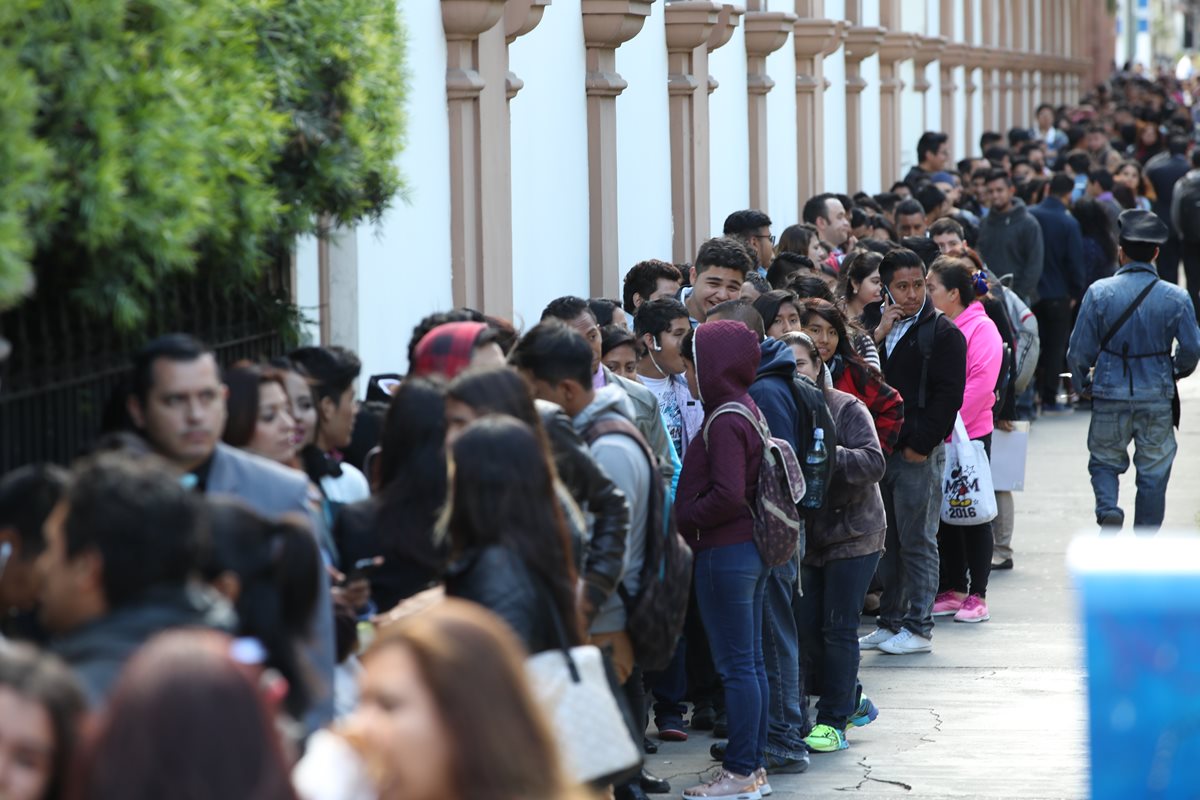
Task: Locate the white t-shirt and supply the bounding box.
[639,373,704,459]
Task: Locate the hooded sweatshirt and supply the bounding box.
[951,301,1004,440]
[573,384,651,634]
[976,197,1045,304]
[675,321,763,552]
[749,337,801,452]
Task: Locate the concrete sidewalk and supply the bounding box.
[644,378,1200,799]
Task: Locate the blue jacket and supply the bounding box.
[1067,261,1200,404]
[748,338,800,452]
[1028,196,1086,302]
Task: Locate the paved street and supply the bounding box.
[645,378,1200,799]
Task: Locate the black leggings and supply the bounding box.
[937,434,994,598]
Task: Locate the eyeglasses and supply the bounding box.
[752,234,776,245]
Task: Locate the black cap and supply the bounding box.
[1117,209,1169,245]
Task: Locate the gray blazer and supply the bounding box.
[206,443,336,729]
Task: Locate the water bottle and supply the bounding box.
[800,421,828,510]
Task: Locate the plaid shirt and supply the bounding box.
[832,357,905,455]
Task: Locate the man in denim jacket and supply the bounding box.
[1068,210,1200,530]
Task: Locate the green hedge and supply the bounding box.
[0,0,407,327]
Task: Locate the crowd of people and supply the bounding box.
[1,68,1200,800]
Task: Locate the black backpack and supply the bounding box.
[583,418,692,673]
[788,375,837,514]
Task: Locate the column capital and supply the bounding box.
[441,0,507,39]
[792,18,840,58]
[743,10,795,59]
[843,25,885,64]
[823,19,849,56]
[877,30,919,65]
[913,35,947,69]
[581,0,653,50]
[504,0,551,43]
[706,3,744,53]
[939,41,968,69]
[665,1,721,53]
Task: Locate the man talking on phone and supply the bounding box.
[860,247,967,655]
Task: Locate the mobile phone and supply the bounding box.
[882,285,896,306]
[352,556,384,573]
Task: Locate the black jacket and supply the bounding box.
[1146,153,1191,237]
[877,302,967,456]
[445,545,559,654]
[333,499,441,613]
[537,400,628,618]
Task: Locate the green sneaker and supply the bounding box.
[803,723,848,753]
[848,696,879,728]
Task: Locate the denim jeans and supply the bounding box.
[877,444,945,638]
[795,551,881,730]
[694,540,769,776]
[647,639,688,725]
[761,555,807,760]
[1088,401,1177,530]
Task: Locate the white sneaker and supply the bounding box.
[858,627,897,650]
[877,628,932,654]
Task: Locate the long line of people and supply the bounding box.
[4,73,1200,800]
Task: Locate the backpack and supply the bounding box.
[992,282,1040,395]
[789,375,838,516]
[583,418,692,673]
[701,403,805,567]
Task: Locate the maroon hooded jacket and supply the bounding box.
[675,320,764,553]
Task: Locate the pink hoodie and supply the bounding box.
[950,301,1004,440]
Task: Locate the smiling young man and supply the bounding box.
[861,248,966,656]
[680,237,754,326]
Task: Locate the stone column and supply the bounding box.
[940,42,964,146]
[961,0,976,155]
[581,0,653,296]
[666,1,720,264]
[793,14,843,207]
[442,0,507,311]
[843,26,884,193]
[913,35,947,135]
[744,9,796,211]
[878,29,919,187]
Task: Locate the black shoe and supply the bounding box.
[639,770,671,794]
[713,710,728,738]
[690,704,716,731]
[642,737,658,755]
[710,740,727,761]
[614,783,650,800]
[991,558,1014,571]
[1098,510,1124,529]
[764,751,810,774]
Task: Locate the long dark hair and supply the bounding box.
[71,630,297,800]
[0,644,85,800]
[202,499,320,721]
[799,298,885,389]
[1071,198,1118,264]
[837,250,883,305]
[375,376,448,574]
[446,367,542,429]
[446,416,581,644]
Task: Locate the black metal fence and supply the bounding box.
[0,266,294,472]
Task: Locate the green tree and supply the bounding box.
[0,0,406,327]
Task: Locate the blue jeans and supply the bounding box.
[1088,401,1177,530]
[647,639,688,725]
[762,555,807,759]
[877,445,945,638]
[694,541,769,776]
[795,551,881,730]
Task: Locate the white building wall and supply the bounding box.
[822,0,848,194]
[898,0,925,182]
[508,0,591,329]
[709,25,752,236]
[971,0,984,148]
[924,1,941,137]
[352,0,453,378]
[615,5,674,271]
[766,33,799,224]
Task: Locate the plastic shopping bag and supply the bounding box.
[940,414,998,525]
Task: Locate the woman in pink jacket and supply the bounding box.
[926,257,1004,624]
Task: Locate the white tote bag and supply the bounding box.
[940,414,998,525]
[524,581,640,786]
